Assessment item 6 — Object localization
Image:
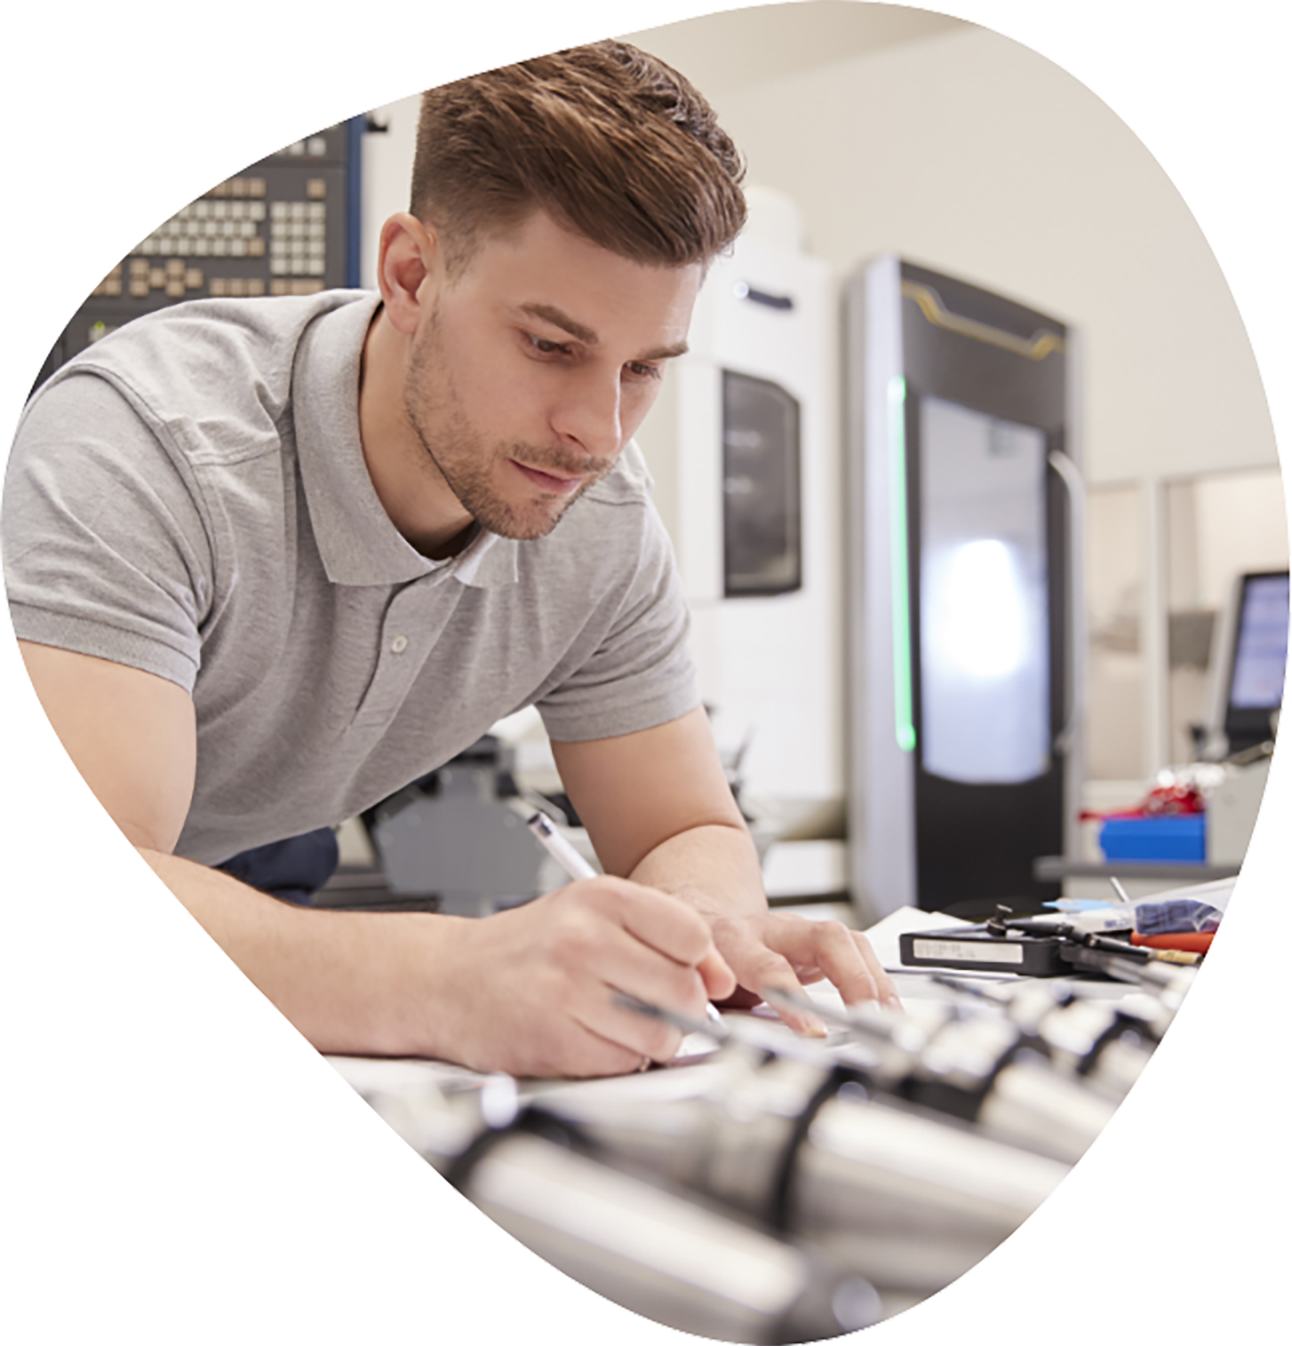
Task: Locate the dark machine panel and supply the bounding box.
[33,120,361,391]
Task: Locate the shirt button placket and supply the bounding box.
[349,579,456,729]
[351,608,420,727]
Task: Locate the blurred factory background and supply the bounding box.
[358,5,1283,915]
[35,2,1289,927]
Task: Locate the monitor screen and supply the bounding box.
[1225,570,1288,749]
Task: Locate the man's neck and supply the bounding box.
[357,307,475,559]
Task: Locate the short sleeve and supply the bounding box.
[535,503,699,741]
[2,372,214,691]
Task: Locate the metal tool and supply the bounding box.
[347,1062,883,1343]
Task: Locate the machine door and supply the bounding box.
[721,369,803,597]
[908,392,1068,910]
[899,262,1072,912]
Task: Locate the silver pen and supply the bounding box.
[526,811,727,1030]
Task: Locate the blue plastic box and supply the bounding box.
[1099,815,1206,863]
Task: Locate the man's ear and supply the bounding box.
[375,212,442,335]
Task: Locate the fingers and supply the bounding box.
[566,921,713,1027]
[571,998,688,1070]
[713,915,904,1033]
[537,882,721,1069]
[710,918,828,1036]
[769,916,901,1009]
[848,931,903,1011]
[789,921,902,1012]
[697,944,738,1002]
[545,879,725,992]
[477,944,698,1078]
[607,879,730,975]
[514,1017,678,1080]
[612,881,736,999]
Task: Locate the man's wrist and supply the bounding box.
[626,822,768,922]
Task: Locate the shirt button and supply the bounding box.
[390,634,409,654]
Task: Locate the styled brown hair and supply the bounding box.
[411,41,747,274]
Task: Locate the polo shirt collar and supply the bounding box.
[292,291,519,589]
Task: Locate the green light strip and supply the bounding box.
[887,376,916,753]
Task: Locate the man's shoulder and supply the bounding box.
[30,290,377,442]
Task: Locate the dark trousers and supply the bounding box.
[215,827,340,906]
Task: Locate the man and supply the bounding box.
[4,42,898,1078]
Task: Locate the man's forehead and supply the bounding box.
[478,209,700,287]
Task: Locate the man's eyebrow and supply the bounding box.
[639,338,690,362]
[519,302,599,345]
[519,302,689,362]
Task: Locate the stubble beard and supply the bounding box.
[403,318,613,542]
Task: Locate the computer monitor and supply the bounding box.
[1215,570,1288,754]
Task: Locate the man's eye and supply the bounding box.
[626,362,662,380]
[528,334,570,356]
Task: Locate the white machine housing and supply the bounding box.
[635,194,843,865]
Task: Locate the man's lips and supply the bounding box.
[513,461,586,495]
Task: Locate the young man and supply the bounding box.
[4,43,897,1078]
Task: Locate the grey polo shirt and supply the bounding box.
[3,290,699,865]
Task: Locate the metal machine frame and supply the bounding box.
[846,256,1084,917]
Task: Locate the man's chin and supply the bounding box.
[474,496,577,542]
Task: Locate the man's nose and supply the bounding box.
[551,371,623,461]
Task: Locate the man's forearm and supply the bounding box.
[141,847,735,1078]
[139,848,471,1058]
[626,821,767,922]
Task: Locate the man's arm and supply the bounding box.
[17,641,734,1076]
[19,639,199,855]
[552,706,901,1032]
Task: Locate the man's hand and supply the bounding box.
[432,877,736,1078]
[707,912,901,1035]
[553,708,902,1040]
[138,848,739,1076]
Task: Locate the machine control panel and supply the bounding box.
[34,123,355,389]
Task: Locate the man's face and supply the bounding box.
[402,210,702,541]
